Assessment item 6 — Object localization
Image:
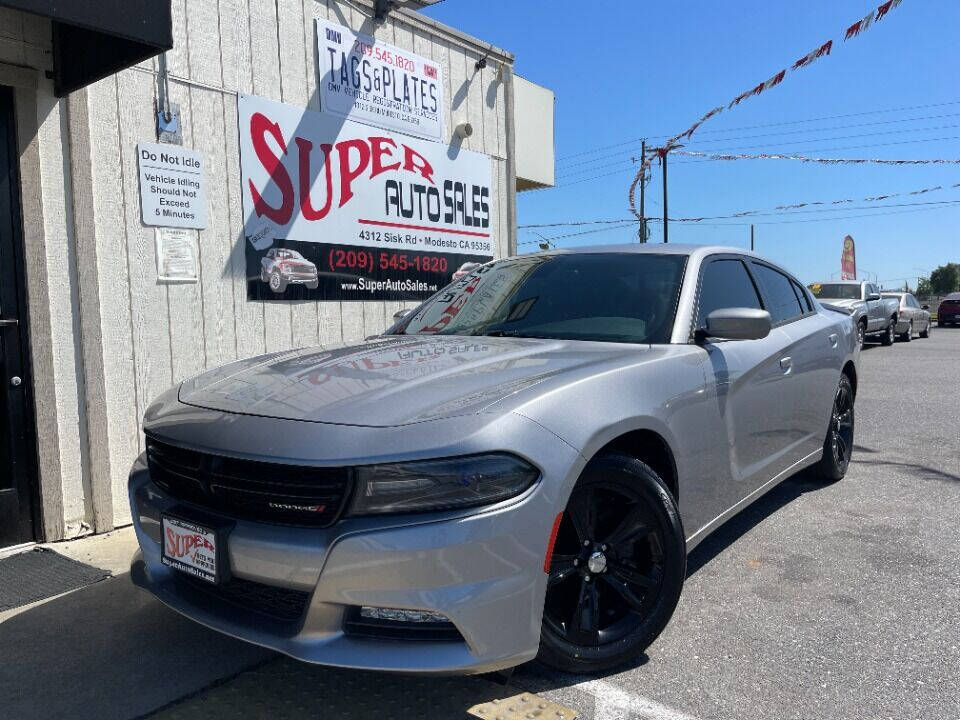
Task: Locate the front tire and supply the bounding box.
[880,320,895,346]
[538,453,686,674]
[813,374,855,482]
[269,271,287,293]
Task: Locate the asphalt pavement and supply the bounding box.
[2,329,957,720]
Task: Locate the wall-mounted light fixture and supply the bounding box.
[454,122,473,140]
[475,55,488,71]
[374,0,410,20]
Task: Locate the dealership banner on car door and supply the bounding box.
[316,17,444,142]
[238,94,494,302]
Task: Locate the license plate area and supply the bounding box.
[161,514,227,585]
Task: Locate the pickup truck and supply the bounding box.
[807,280,900,349]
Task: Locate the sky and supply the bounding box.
[422,0,960,288]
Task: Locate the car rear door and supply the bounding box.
[693,256,796,511]
[746,262,821,476]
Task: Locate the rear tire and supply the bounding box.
[812,374,855,482]
[880,321,895,346]
[537,453,686,674]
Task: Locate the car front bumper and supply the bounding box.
[128,412,583,674]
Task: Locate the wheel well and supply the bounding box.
[597,430,678,501]
[842,360,857,399]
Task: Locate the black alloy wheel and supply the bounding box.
[815,374,855,481]
[538,454,685,673]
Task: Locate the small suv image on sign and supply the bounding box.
[260,248,318,293]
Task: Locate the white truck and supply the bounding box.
[807,280,900,349]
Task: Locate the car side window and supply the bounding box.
[791,279,812,313]
[750,263,803,325]
[696,259,763,329]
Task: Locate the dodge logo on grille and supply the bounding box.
[268,501,327,513]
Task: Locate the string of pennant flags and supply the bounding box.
[628,0,906,220]
[669,149,960,166]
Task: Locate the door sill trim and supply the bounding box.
[685,448,822,552]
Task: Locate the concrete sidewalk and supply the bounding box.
[0,528,272,720]
[0,529,580,720]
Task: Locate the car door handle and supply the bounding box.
[779,356,793,374]
[828,333,838,348]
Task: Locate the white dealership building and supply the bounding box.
[0,0,554,545]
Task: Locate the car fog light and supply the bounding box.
[359,606,450,624]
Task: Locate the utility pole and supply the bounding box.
[750,224,754,251]
[639,139,646,243]
[661,149,668,243]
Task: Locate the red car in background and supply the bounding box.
[938,292,960,327]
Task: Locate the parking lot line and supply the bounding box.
[573,678,700,720]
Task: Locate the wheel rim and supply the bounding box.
[544,483,666,648]
[270,274,280,290]
[830,382,855,469]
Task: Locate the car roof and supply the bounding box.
[529,243,779,265]
[946,292,960,299]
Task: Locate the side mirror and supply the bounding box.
[867,292,881,301]
[392,308,412,321]
[922,304,930,310]
[699,308,772,342]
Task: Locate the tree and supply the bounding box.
[917,277,932,296]
[928,263,960,294]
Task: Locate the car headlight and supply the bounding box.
[347,454,539,516]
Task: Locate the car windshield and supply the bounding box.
[391,252,688,344]
[808,283,861,300]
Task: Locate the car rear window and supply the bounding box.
[751,263,804,324]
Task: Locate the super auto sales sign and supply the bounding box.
[239,94,494,302]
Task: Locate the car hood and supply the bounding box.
[177,335,650,427]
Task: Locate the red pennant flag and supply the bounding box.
[875,0,896,21]
[845,20,864,40]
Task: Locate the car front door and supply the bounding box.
[693,256,796,512]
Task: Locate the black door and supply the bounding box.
[0,85,38,546]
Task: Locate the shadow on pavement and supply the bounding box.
[0,573,272,720]
[686,472,830,578]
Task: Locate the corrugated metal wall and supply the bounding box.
[11,0,513,536]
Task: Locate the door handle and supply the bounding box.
[779,356,793,374]
[0,318,18,327]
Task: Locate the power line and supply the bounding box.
[555,99,960,162]
[556,111,960,171]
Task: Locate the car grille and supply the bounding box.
[145,436,352,527]
[176,574,310,622]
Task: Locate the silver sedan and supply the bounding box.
[128,244,859,675]
[881,291,933,341]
